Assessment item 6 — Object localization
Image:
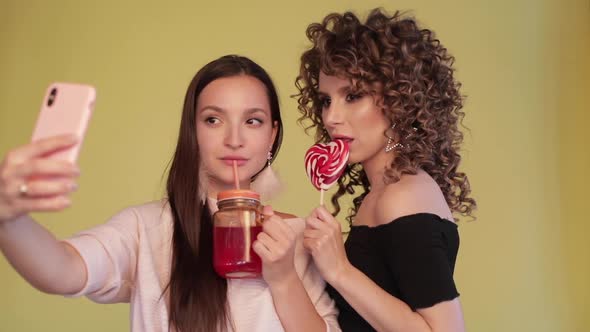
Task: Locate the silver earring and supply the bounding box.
[385,123,403,152]
[267,151,272,167]
[385,139,404,152]
[385,123,417,152]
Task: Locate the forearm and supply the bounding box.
[269,272,327,332]
[0,214,86,294]
[331,264,430,332]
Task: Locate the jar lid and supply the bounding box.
[217,189,260,202]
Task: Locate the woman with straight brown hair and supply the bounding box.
[0,55,339,332]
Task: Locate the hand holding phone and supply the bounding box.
[31,82,96,163]
[0,82,94,221]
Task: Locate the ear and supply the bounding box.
[270,120,279,149]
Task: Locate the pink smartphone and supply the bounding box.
[31,82,96,163]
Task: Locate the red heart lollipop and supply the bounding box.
[304,139,350,198]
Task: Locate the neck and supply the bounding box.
[361,150,395,192]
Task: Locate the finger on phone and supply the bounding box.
[22,195,72,212]
[20,135,78,160]
[21,180,77,198]
[15,159,79,179]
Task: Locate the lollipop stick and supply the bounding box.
[320,189,325,206]
[233,160,240,190]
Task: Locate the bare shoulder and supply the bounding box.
[274,211,298,219]
[375,170,453,225]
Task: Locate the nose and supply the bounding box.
[224,123,244,149]
[322,102,344,130]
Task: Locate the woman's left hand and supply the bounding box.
[303,206,350,285]
[253,205,298,287]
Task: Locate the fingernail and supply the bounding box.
[70,183,79,192]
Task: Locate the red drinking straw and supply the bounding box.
[232,160,240,190]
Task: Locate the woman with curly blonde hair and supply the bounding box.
[298,8,476,331]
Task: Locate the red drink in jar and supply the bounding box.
[213,225,263,278]
[213,189,263,278]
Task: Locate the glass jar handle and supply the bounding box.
[259,206,268,226]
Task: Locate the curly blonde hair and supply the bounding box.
[295,8,476,223]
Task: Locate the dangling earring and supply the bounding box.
[250,150,283,202]
[385,123,404,152]
[385,123,418,152]
[198,164,209,204]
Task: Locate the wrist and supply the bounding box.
[328,260,354,288]
[0,213,26,230]
[266,270,300,294]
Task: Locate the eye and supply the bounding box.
[345,93,363,102]
[246,118,263,126]
[205,117,221,125]
[319,97,331,109]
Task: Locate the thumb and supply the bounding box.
[315,206,335,224]
[262,205,274,217]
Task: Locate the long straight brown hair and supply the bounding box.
[166,55,283,332]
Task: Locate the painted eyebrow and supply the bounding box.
[198,105,224,114]
[198,105,268,116]
[317,85,356,96]
[244,108,268,116]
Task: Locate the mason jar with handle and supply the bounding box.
[213,189,263,278]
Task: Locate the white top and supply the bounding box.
[64,200,340,332]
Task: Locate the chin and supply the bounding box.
[347,152,361,165]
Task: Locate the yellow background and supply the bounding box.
[1,0,588,331]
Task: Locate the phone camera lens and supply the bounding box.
[47,88,57,107]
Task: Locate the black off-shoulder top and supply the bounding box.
[327,213,460,332]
